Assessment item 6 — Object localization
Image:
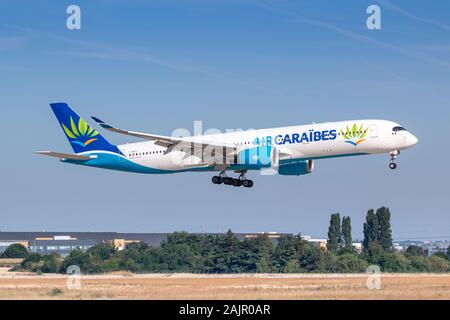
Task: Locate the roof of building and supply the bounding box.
[30,239,98,245]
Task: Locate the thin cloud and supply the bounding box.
[258,3,450,70]
[7,24,283,96]
[377,0,450,32]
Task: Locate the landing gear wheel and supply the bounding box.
[212,176,222,184]
[223,177,232,185]
[389,150,399,170]
[232,179,242,187]
[242,180,254,188]
[389,162,397,170]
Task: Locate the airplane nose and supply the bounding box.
[407,133,418,147]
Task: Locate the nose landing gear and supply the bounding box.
[389,162,397,170]
[389,150,400,170]
[211,170,253,188]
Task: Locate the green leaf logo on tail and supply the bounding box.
[340,123,368,146]
[62,117,99,147]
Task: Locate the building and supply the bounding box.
[301,236,328,249]
[300,236,363,253]
[352,242,363,253]
[423,240,450,256]
[0,231,292,257]
[28,239,98,256]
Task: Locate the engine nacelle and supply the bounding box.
[278,160,314,176]
[237,145,278,169]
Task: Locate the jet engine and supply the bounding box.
[278,160,314,176]
[236,145,279,170]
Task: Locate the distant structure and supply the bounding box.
[301,236,363,253]
[423,240,450,256]
[0,231,292,257]
[393,240,450,256]
[301,236,328,250]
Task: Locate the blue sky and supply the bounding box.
[1,1,449,239]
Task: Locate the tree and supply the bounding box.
[160,232,205,272]
[327,213,341,253]
[365,241,384,265]
[115,242,161,272]
[433,252,447,260]
[255,255,272,273]
[271,235,298,272]
[408,256,433,272]
[298,243,327,272]
[87,243,116,261]
[207,230,241,273]
[379,253,410,272]
[40,253,62,273]
[283,259,301,273]
[363,209,378,252]
[61,250,93,273]
[17,253,62,273]
[376,207,393,251]
[341,216,353,252]
[405,245,426,257]
[1,243,29,258]
[335,253,368,273]
[244,235,274,273]
[428,256,450,272]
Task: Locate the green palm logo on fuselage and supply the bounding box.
[340,123,368,146]
[62,116,99,147]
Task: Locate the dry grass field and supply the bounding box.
[0,259,23,267]
[0,268,449,299]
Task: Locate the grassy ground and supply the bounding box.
[0,268,449,299]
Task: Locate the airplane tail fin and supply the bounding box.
[49,102,121,154]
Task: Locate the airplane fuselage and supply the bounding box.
[70,119,418,174]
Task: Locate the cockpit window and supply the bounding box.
[393,126,407,132]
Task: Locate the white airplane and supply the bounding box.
[37,103,418,188]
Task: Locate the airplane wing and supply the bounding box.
[90,116,285,169]
[91,117,180,148]
[36,151,95,161]
[91,116,237,154]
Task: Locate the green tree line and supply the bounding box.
[8,207,450,274]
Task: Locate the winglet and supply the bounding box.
[92,116,113,129]
[91,116,104,124]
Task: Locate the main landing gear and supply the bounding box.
[389,150,399,170]
[211,171,254,188]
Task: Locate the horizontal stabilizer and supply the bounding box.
[35,151,95,161]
